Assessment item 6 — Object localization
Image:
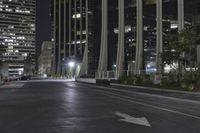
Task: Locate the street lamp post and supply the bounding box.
[68,61,76,78]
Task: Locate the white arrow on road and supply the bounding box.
[114,112,151,127]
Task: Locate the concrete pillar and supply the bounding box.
[61,0,67,76]
[178,0,184,32]
[53,0,57,74]
[135,0,143,75]
[74,0,77,55]
[116,0,125,79]
[80,0,83,55]
[64,0,66,59]
[79,0,88,76]
[85,0,88,74]
[97,0,108,76]
[178,0,185,73]
[69,0,72,56]
[156,0,163,73]
[57,0,62,74]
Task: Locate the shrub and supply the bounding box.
[180,71,196,91]
[141,75,152,85]
[119,75,128,84]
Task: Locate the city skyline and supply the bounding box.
[1,1,200,133]
[1,0,200,78]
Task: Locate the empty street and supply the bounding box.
[0,80,200,133]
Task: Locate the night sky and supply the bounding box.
[36,0,51,57]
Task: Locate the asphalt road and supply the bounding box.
[0,81,200,133]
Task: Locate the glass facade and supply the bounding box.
[0,0,36,77]
[52,0,101,76]
[52,0,200,78]
[107,0,200,74]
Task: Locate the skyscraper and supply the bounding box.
[52,0,200,79]
[0,0,36,77]
[52,0,101,77]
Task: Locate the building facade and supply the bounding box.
[38,41,53,77]
[52,0,200,78]
[52,0,101,77]
[0,0,36,77]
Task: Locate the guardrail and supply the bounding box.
[95,70,151,80]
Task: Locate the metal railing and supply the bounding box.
[82,68,200,81]
[95,71,117,80]
[95,70,155,80]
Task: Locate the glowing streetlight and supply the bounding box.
[68,61,75,68]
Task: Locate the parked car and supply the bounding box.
[20,75,31,80]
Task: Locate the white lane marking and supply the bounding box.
[105,91,200,120]
[114,112,151,127]
[111,84,200,104]
[111,83,200,95]
[29,79,75,82]
[77,83,200,105]
[76,83,200,120]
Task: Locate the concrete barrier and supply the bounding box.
[76,78,111,85]
[76,78,96,84]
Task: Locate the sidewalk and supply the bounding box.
[0,81,25,89]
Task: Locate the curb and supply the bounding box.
[111,83,200,95]
[76,78,110,85]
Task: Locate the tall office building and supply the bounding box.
[38,41,53,77]
[52,0,101,77]
[0,0,36,77]
[52,0,200,78]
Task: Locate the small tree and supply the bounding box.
[161,25,200,81]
